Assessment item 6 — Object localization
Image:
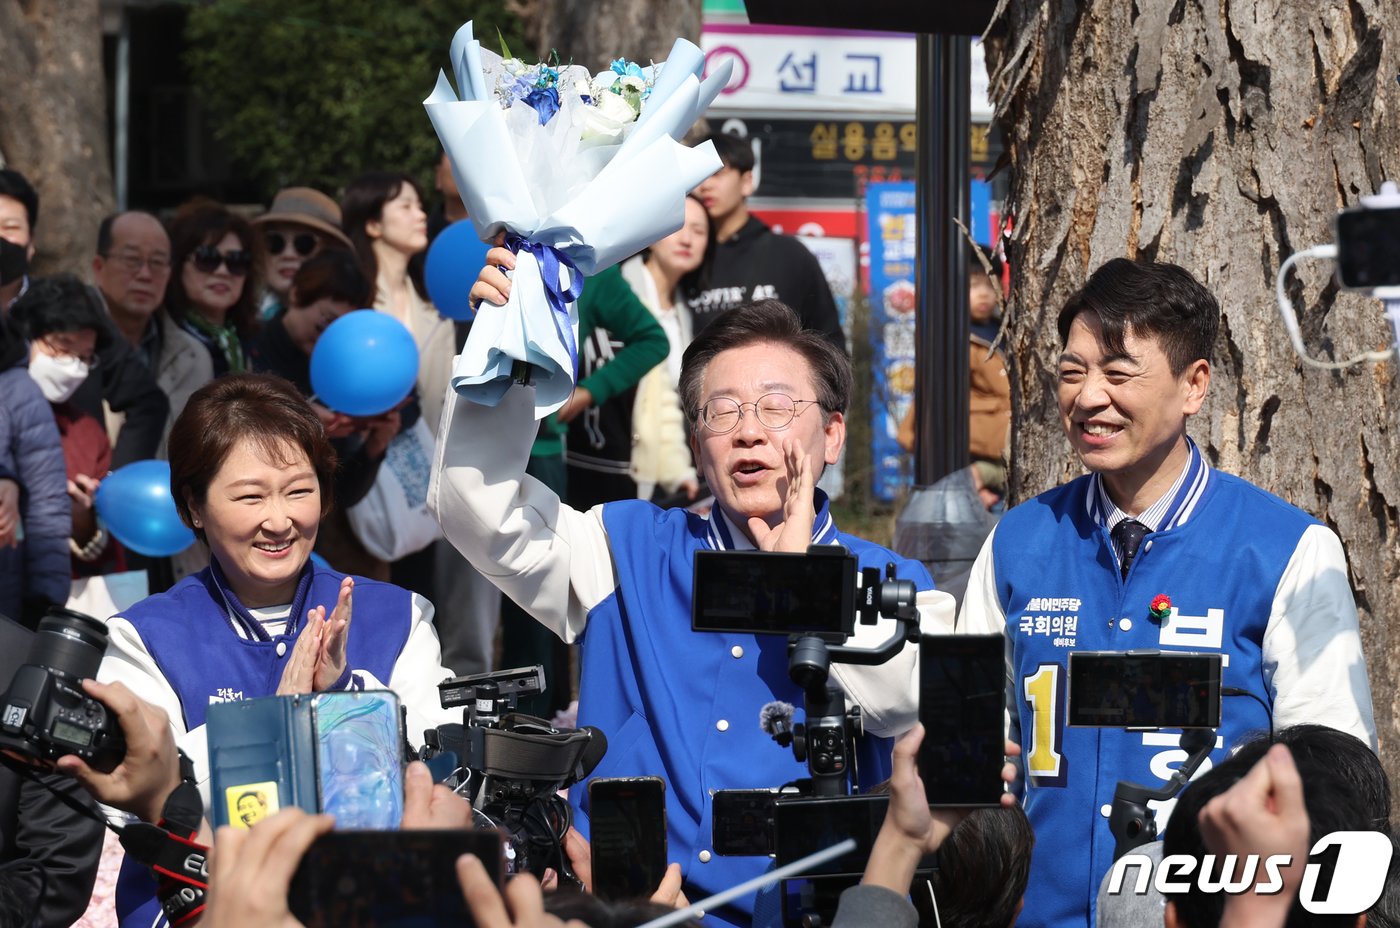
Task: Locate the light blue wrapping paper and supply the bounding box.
[424,21,733,418]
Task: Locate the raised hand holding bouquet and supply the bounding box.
[424,22,731,417]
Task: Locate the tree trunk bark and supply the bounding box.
[0,0,114,279]
[985,0,1400,782]
[523,0,704,72]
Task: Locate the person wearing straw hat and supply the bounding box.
[252,186,354,320]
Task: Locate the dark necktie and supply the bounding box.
[1112,519,1150,579]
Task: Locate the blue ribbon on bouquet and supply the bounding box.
[504,233,584,383]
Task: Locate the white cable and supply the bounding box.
[634,838,858,928]
[1275,244,1395,369]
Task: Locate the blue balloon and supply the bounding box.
[94,460,196,557]
[310,310,419,416]
[426,220,491,321]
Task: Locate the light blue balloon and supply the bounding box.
[310,310,419,416]
[94,460,196,557]
[426,220,491,321]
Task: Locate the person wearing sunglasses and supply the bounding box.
[167,199,263,377]
[251,186,355,321]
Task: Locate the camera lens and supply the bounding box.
[32,608,109,682]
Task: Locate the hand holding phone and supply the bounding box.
[288,828,505,928]
[588,776,668,902]
[918,635,1007,806]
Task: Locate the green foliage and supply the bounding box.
[183,0,524,199]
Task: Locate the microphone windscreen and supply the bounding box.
[759,700,796,735]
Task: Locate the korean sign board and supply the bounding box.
[700,23,992,119]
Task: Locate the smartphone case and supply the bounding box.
[207,690,405,829]
[207,693,318,829]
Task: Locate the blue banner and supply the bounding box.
[865,181,917,502]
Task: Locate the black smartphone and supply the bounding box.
[691,550,856,636]
[1067,651,1223,729]
[918,635,1007,806]
[772,794,887,879]
[1335,206,1400,290]
[712,788,779,856]
[288,828,504,928]
[588,776,668,902]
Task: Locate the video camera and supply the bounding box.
[418,665,605,881]
[0,607,124,772]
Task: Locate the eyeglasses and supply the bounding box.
[266,231,318,257]
[39,336,98,367]
[102,252,171,274]
[189,245,253,276]
[698,393,821,434]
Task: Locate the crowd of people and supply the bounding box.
[0,124,1394,928]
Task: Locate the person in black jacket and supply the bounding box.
[0,169,168,470]
[0,614,104,928]
[691,132,845,352]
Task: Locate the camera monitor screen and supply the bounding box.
[691,550,855,636]
[773,794,890,879]
[1068,651,1222,729]
[1336,207,1400,290]
[918,635,1007,806]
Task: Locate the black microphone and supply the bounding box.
[759,700,796,743]
[578,725,609,779]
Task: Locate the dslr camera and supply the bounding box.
[0,607,124,772]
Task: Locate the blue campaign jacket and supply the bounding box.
[992,472,1313,928]
[574,498,932,928]
[114,561,413,927]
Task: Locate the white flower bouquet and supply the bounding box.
[424,22,732,417]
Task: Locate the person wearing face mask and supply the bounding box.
[10,274,128,580]
[249,251,407,579]
[0,170,37,311]
[0,170,169,470]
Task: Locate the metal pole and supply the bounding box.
[114,11,131,212]
[913,33,971,485]
[895,33,981,603]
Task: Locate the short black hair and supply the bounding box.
[0,170,38,233]
[8,273,110,349]
[922,805,1035,928]
[1056,258,1219,376]
[1163,728,1375,928]
[704,131,755,173]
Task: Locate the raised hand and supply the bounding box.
[748,437,815,553]
[312,576,353,691]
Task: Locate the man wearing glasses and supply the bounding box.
[432,297,939,927]
[93,211,213,454]
[0,171,167,470]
